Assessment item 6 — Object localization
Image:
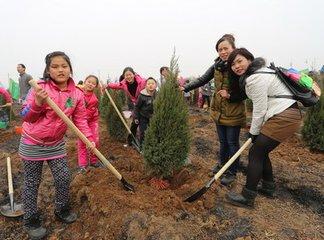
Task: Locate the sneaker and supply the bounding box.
[55,206,77,224]
[90,162,102,168]
[24,213,47,240]
[77,166,87,174]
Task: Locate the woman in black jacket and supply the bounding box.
[181,34,247,186]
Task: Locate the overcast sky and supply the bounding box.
[1,0,323,87]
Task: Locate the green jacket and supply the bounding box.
[184,59,246,127]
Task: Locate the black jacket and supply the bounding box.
[134,89,157,120]
[184,58,246,103]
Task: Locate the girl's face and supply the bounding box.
[146,79,157,92]
[217,40,234,61]
[231,54,252,76]
[48,56,71,85]
[161,69,169,78]
[84,77,97,92]
[124,71,135,83]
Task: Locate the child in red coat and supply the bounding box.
[77,75,100,172]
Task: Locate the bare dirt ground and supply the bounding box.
[0,107,323,240]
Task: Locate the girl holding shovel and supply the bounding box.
[107,67,146,146]
[19,51,95,239]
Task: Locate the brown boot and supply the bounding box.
[226,187,257,208]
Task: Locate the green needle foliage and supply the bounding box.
[104,90,127,142]
[143,53,190,178]
[302,93,324,151]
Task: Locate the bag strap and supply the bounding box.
[251,70,296,100]
[268,95,296,100]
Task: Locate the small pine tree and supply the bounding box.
[99,93,109,118]
[143,54,190,178]
[302,93,324,152]
[105,90,127,141]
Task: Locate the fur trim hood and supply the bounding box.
[239,58,266,90]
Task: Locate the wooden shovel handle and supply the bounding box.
[99,82,132,135]
[213,138,252,181]
[7,157,14,195]
[28,79,122,180]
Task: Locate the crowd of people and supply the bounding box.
[0,33,304,239]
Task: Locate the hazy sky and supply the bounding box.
[1,0,323,87]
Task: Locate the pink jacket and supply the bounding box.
[107,74,146,103]
[82,89,99,122]
[0,87,12,103]
[21,79,93,145]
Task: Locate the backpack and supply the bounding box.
[256,63,321,107]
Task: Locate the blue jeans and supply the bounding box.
[216,124,241,175]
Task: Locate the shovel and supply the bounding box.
[100,82,142,153]
[184,138,252,202]
[0,157,24,217]
[28,80,134,192]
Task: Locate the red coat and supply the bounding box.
[0,87,12,103]
[83,90,99,122]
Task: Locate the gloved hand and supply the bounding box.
[248,133,258,143]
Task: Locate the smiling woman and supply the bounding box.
[182,34,247,186]
[225,48,302,208]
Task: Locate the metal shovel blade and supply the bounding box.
[184,178,215,202]
[0,203,24,218]
[131,140,142,154]
[184,186,209,202]
[121,177,135,192]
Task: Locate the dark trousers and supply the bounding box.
[127,120,139,145]
[246,134,280,191]
[139,117,150,146]
[216,124,241,174]
[201,95,210,107]
[22,157,71,220]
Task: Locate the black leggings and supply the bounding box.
[22,157,71,220]
[246,134,280,191]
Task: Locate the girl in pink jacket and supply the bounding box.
[107,67,146,146]
[19,51,94,240]
[77,75,100,172]
[0,87,12,129]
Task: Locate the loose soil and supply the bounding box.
[0,107,323,239]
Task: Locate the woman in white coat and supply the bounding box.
[222,48,302,208]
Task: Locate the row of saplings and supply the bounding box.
[100,57,324,192]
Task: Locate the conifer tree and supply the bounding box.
[143,54,190,178]
[105,90,127,141]
[99,93,109,118]
[302,90,324,151]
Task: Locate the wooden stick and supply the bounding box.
[7,157,13,196]
[99,82,132,135]
[213,138,252,181]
